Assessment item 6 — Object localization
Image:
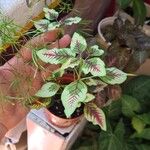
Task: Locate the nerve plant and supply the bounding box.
[35,32,127,131]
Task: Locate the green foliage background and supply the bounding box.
[72,75,150,150]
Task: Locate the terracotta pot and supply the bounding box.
[44,108,83,128]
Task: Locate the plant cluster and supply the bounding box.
[33,8,128,130]
[34,8,81,34]
[72,75,150,150]
[102,16,150,71]
[117,0,147,25]
[0,12,20,53]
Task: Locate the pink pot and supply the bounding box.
[44,108,83,128]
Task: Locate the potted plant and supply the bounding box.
[97,0,150,72]
[34,21,127,129]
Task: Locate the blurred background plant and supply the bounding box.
[0,12,21,53]
[72,75,150,150]
[117,0,147,26]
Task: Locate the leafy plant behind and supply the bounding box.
[117,0,147,25]
[72,75,150,150]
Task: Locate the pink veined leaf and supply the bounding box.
[37,48,73,64]
[61,80,87,118]
[84,102,106,131]
[70,32,87,53]
[100,67,127,85]
[82,58,106,77]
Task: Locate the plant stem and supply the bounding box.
[127,73,137,77]
[81,76,95,81]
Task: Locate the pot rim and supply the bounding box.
[98,16,117,46]
[44,107,83,121]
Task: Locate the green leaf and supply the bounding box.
[100,67,127,85]
[48,22,61,30]
[132,128,150,140]
[132,0,146,25]
[82,58,106,76]
[61,80,87,117]
[52,69,64,78]
[43,8,58,20]
[135,144,150,150]
[37,48,73,64]
[117,0,132,9]
[114,119,125,143]
[84,93,95,103]
[137,113,150,125]
[70,32,87,53]
[61,58,80,69]
[35,82,60,98]
[107,100,122,119]
[64,17,82,25]
[34,19,50,32]
[123,75,150,109]
[132,117,145,133]
[89,45,104,57]
[84,103,106,130]
[52,58,80,78]
[121,95,141,117]
[98,121,124,150]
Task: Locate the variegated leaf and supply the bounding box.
[52,58,80,78]
[35,82,60,98]
[82,58,106,76]
[34,19,50,32]
[84,93,95,103]
[64,17,82,25]
[100,67,127,85]
[36,48,73,64]
[90,45,104,56]
[43,8,58,20]
[61,58,80,70]
[85,78,107,87]
[84,103,106,130]
[48,22,61,31]
[70,32,87,53]
[61,80,87,117]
